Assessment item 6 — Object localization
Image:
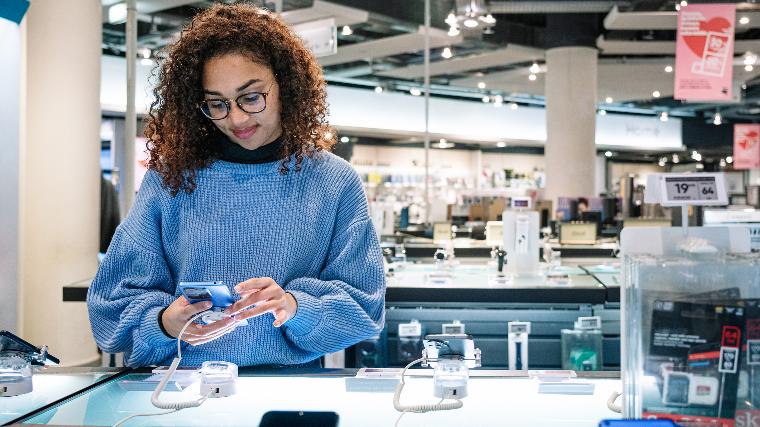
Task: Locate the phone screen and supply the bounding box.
[258,411,338,427]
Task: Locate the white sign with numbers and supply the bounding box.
[645,173,728,207]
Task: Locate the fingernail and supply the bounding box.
[273,321,281,327]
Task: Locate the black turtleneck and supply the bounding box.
[218,135,285,164]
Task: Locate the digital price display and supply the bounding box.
[665,176,719,202]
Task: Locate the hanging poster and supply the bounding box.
[674,4,736,101]
[734,124,760,170]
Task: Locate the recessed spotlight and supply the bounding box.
[680,0,687,6]
[739,16,750,25]
[605,96,613,104]
[340,136,350,143]
[744,53,757,66]
[599,109,607,116]
[477,81,486,89]
[509,102,518,110]
[140,58,153,66]
[374,86,383,93]
[726,156,733,164]
[341,25,353,36]
[441,47,453,59]
[653,90,661,98]
[496,141,507,148]
[529,62,541,74]
[746,65,755,72]
[464,18,479,28]
[720,158,727,167]
[605,151,613,158]
[713,112,722,125]
[481,95,490,103]
[665,65,673,73]
[447,26,460,37]
[445,12,457,26]
[482,14,496,25]
[691,150,702,161]
[493,94,504,104]
[659,111,669,121]
[410,87,422,96]
[528,74,537,81]
[675,4,681,11]
[672,154,680,164]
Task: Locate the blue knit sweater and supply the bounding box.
[87,151,386,367]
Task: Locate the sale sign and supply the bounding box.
[674,4,735,101]
[734,124,760,170]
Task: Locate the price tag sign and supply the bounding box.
[646,173,728,207]
[433,222,452,243]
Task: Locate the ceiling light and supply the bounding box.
[137,48,151,59]
[659,111,669,121]
[509,102,518,110]
[665,65,673,73]
[477,81,486,89]
[496,141,507,148]
[410,87,422,96]
[652,90,661,98]
[605,151,613,158]
[528,74,537,81]
[441,47,453,59]
[108,2,127,24]
[680,0,687,6]
[140,58,153,66]
[445,12,458,27]
[746,65,754,72]
[340,136,350,143]
[374,86,383,93]
[605,96,613,104]
[672,154,680,164]
[739,16,750,25]
[447,26,460,37]
[599,109,607,116]
[713,112,722,125]
[744,53,757,66]
[482,95,490,103]
[720,158,727,167]
[726,156,733,164]
[464,18,479,28]
[529,63,541,74]
[341,25,353,36]
[675,4,681,11]
[437,138,454,149]
[696,163,704,170]
[482,14,496,25]
[691,150,702,161]
[439,138,447,144]
[658,158,667,167]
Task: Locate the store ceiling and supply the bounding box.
[100,0,760,144]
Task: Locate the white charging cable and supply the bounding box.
[393,357,463,426]
[113,312,212,427]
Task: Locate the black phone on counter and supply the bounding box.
[258,411,339,427]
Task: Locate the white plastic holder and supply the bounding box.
[199,361,238,398]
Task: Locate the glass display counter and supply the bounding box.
[1,367,127,426]
[10,368,622,427]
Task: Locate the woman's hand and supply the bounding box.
[224,277,297,327]
[161,296,237,345]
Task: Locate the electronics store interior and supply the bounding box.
[2,0,760,426]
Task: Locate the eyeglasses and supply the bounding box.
[199,82,275,120]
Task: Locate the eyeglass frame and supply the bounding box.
[198,81,276,120]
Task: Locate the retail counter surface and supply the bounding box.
[2,367,622,426]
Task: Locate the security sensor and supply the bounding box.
[199,361,238,398]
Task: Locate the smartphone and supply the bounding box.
[178,281,234,310]
[258,411,339,427]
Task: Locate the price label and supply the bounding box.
[433,222,452,242]
[665,176,719,202]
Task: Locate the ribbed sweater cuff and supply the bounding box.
[141,305,176,347]
[283,290,323,337]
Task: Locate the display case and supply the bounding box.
[622,247,760,425]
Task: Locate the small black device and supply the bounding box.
[0,330,59,365]
[258,411,339,427]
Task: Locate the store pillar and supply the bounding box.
[544,14,599,208]
[19,0,101,364]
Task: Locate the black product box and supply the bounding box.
[642,300,745,426]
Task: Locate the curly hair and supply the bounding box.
[144,3,334,195]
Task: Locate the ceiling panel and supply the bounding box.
[279,0,369,27]
[375,44,544,79]
[319,27,460,67]
[604,6,760,31]
[597,36,760,55]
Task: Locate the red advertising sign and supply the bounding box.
[674,4,735,101]
[734,124,760,170]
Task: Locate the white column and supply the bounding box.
[20,0,101,364]
[0,18,23,333]
[544,47,598,205]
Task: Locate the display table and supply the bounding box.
[5,368,622,426]
[0,368,127,426]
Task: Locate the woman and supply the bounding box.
[87,4,386,368]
